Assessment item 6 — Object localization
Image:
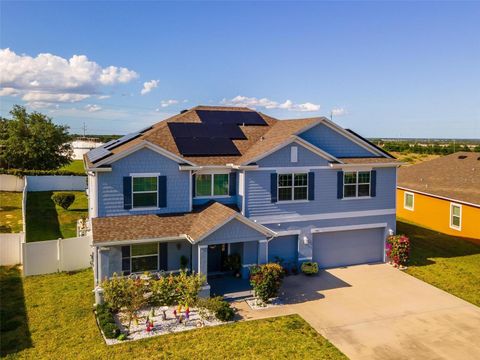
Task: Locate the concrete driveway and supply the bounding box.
[235,263,480,360]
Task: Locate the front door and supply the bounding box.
[208,244,228,273]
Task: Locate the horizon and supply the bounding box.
[1,1,479,138]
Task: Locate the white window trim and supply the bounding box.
[194,173,230,198]
[123,243,160,274]
[343,170,371,199]
[277,172,308,202]
[404,192,415,211]
[449,203,462,231]
[131,175,158,209]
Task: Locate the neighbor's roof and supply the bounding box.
[85,105,390,168]
[339,157,402,164]
[92,201,268,244]
[397,152,480,206]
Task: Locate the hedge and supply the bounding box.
[0,168,83,176]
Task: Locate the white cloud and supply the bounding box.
[0,48,138,106]
[140,79,159,95]
[85,104,102,112]
[160,99,179,108]
[221,95,320,112]
[331,107,348,116]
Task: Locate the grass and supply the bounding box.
[25,191,88,241]
[397,220,480,307]
[0,267,346,359]
[391,152,440,165]
[0,192,23,233]
[60,160,86,175]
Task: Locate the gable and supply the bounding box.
[299,123,377,158]
[256,142,330,167]
[201,217,267,245]
[109,147,181,172]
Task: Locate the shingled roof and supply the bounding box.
[398,152,480,206]
[91,201,274,244]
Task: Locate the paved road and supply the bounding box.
[235,264,480,360]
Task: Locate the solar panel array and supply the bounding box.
[196,110,267,126]
[168,123,247,140]
[174,138,241,156]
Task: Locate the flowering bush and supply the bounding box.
[386,234,410,267]
[249,263,284,303]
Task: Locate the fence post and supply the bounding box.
[22,242,27,276]
[57,238,62,272]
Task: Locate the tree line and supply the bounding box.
[373,141,480,154]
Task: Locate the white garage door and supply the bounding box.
[312,227,385,269]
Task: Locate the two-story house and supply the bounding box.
[84,106,400,299]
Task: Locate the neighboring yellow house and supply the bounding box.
[397,152,480,240]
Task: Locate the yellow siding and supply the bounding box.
[397,189,480,240]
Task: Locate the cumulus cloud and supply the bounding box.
[221,95,320,112]
[160,99,179,108]
[0,48,138,106]
[85,104,102,112]
[331,107,348,116]
[140,79,159,95]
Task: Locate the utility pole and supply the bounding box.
[83,122,87,137]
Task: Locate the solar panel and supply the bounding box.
[168,123,247,140]
[174,137,241,156]
[196,110,267,126]
[87,146,111,163]
[104,132,141,150]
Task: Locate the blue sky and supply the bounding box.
[1,1,479,138]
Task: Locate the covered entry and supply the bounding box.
[312,225,385,269]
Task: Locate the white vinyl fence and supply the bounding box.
[0,233,24,265]
[0,174,25,191]
[22,236,92,276]
[26,175,87,192]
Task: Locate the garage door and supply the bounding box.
[312,227,385,269]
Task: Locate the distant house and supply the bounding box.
[397,152,480,239]
[71,138,103,160]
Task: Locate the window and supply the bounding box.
[450,203,462,230]
[278,173,308,201]
[344,171,371,198]
[131,243,158,273]
[195,173,229,197]
[132,176,157,208]
[404,192,414,210]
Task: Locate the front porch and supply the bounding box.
[208,274,253,301]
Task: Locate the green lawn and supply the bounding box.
[0,267,346,359]
[398,220,480,307]
[25,191,88,241]
[0,192,23,233]
[60,160,86,175]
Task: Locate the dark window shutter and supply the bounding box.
[308,172,315,201]
[159,243,168,271]
[158,176,167,208]
[123,176,132,209]
[270,173,278,203]
[121,246,130,274]
[192,173,196,197]
[370,170,377,197]
[337,171,344,199]
[229,172,236,196]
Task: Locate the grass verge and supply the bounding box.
[0,267,346,359]
[26,191,87,241]
[397,220,480,306]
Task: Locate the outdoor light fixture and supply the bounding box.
[388,229,394,236]
[303,236,309,244]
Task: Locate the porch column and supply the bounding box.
[197,245,210,297]
[94,247,110,305]
[258,240,268,264]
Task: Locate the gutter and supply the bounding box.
[329,162,404,169]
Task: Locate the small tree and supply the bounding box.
[175,270,205,306]
[51,192,75,210]
[249,263,284,303]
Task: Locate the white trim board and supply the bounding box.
[255,208,396,224]
[93,235,191,247]
[311,222,387,234]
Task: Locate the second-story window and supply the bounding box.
[132,176,158,208]
[278,173,308,201]
[344,171,371,198]
[196,173,229,197]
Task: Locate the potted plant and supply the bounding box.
[301,261,319,275]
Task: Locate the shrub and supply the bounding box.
[215,301,235,322]
[96,303,120,339]
[386,234,410,267]
[51,192,75,210]
[301,262,319,275]
[102,323,120,339]
[249,263,284,303]
[195,296,235,322]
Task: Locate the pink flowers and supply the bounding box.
[386,234,410,267]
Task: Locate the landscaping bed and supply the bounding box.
[25,191,87,241]
[0,191,23,233]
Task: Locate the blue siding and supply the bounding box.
[256,143,329,167]
[299,123,375,157]
[268,235,298,263]
[244,167,396,219]
[97,148,190,217]
[167,241,192,271]
[202,218,267,245]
